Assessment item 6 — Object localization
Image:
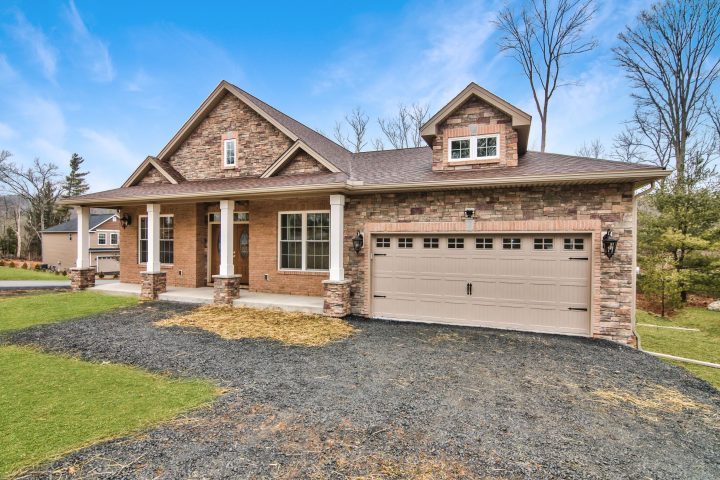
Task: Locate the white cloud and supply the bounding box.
[78,128,141,167]
[7,12,58,81]
[64,0,115,82]
[125,69,153,92]
[0,122,18,140]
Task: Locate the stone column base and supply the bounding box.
[140,271,167,300]
[213,275,242,305]
[69,268,96,291]
[322,279,351,317]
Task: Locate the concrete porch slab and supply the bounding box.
[90,282,324,314]
[233,291,323,315]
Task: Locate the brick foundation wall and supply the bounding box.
[248,196,329,296]
[168,92,294,181]
[432,96,519,171]
[343,184,636,344]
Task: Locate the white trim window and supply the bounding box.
[97,232,107,245]
[449,134,499,161]
[223,138,237,167]
[138,215,174,264]
[278,211,330,271]
[110,232,119,245]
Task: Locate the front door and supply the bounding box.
[210,223,249,285]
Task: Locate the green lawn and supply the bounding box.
[0,266,65,280]
[637,307,720,389]
[0,291,138,333]
[0,345,217,477]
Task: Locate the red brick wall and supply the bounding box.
[432,96,519,171]
[248,196,329,296]
[119,203,205,288]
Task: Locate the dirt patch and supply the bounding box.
[154,305,357,346]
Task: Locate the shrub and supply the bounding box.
[98,272,105,279]
[638,254,683,317]
[8,261,16,268]
[34,263,41,270]
[61,270,67,276]
[0,260,5,267]
[113,273,119,279]
[21,262,28,269]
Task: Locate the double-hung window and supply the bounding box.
[279,212,330,271]
[223,138,236,167]
[449,134,499,161]
[110,232,119,245]
[138,215,174,264]
[98,233,107,245]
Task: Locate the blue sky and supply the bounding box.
[0,0,653,192]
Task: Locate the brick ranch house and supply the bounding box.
[63,81,669,345]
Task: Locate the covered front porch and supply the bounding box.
[67,194,351,317]
[91,282,324,314]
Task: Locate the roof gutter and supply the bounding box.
[62,168,670,207]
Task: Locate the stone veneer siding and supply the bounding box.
[69,268,95,290]
[169,92,294,180]
[343,183,636,344]
[432,96,519,171]
[137,166,171,185]
[276,151,330,176]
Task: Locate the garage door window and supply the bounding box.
[476,237,493,249]
[376,237,390,248]
[398,238,413,248]
[503,238,521,250]
[423,238,439,248]
[564,238,584,250]
[448,238,464,249]
[534,238,553,250]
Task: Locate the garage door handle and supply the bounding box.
[568,307,588,311]
[373,253,387,257]
[373,294,386,298]
[569,257,589,260]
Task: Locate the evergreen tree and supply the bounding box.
[63,153,90,197]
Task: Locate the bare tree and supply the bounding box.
[496,0,597,152]
[576,138,605,158]
[0,151,62,257]
[378,103,430,149]
[372,138,385,151]
[333,107,370,153]
[614,0,720,184]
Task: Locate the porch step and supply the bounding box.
[233,291,324,315]
[158,287,214,305]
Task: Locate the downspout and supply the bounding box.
[632,182,654,350]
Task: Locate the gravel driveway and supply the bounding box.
[6,302,720,479]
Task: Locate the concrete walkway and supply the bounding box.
[91,282,324,314]
[0,279,119,290]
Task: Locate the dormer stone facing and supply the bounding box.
[421,83,532,173]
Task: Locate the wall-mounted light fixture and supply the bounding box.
[120,213,132,229]
[464,208,476,219]
[68,233,72,241]
[602,229,618,259]
[352,231,364,253]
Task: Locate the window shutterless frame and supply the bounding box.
[277,211,330,272]
[97,232,107,245]
[138,214,174,265]
[223,138,237,167]
[448,134,500,162]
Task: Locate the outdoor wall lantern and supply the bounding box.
[68,233,72,241]
[602,229,618,259]
[352,231,364,253]
[120,213,132,229]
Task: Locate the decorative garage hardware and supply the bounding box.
[352,231,364,253]
[602,229,618,259]
[120,213,132,229]
[569,257,589,260]
[466,282,473,295]
[568,307,588,311]
[373,294,386,298]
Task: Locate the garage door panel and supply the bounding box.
[372,233,591,336]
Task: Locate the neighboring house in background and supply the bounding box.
[42,214,120,273]
[62,81,669,345]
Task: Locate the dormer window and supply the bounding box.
[223,138,236,167]
[448,134,499,162]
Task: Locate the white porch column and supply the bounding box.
[219,199,234,276]
[329,194,345,282]
[146,203,161,273]
[75,206,91,269]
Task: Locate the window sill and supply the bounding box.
[223,165,237,169]
[447,158,501,166]
[278,270,329,276]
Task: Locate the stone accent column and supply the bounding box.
[140,271,166,300]
[322,279,351,317]
[213,275,241,305]
[69,268,95,291]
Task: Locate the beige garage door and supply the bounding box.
[371,233,591,336]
